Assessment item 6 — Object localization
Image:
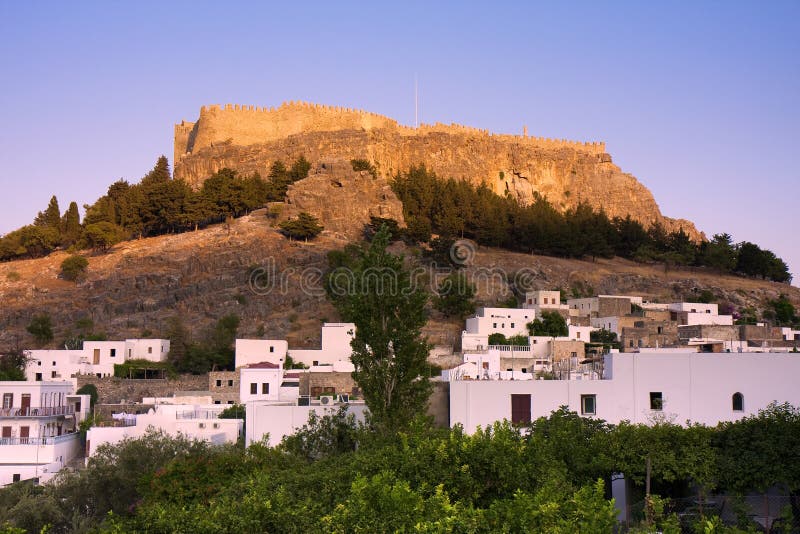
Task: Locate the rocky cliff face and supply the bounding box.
[175,103,702,240]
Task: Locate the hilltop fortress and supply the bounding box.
[174,101,701,239]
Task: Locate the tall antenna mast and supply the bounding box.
[414,74,418,128]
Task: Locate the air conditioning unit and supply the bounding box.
[319,395,335,406]
[337,394,349,403]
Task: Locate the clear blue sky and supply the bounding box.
[1,1,798,282]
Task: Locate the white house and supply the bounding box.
[461,308,535,351]
[450,352,800,433]
[0,381,90,486]
[246,400,368,447]
[239,362,285,403]
[26,339,170,381]
[668,302,733,326]
[522,290,569,313]
[235,339,288,368]
[288,323,356,367]
[85,403,243,458]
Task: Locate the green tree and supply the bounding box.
[527,311,568,337]
[590,328,618,345]
[34,195,62,241]
[327,225,431,431]
[434,271,476,319]
[60,254,89,282]
[140,155,171,186]
[279,212,323,240]
[700,233,737,272]
[765,294,797,326]
[61,201,81,246]
[83,222,125,252]
[76,384,99,408]
[0,350,27,381]
[26,314,53,345]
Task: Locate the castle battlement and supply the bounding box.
[175,101,606,162]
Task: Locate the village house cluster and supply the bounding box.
[2,290,799,487]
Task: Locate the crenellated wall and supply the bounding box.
[174,101,606,162]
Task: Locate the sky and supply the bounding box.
[0,1,797,283]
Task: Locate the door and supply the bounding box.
[510,394,531,425]
[93,349,100,365]
[1,426,11,443]
[20,394,31,415]
[19,426,29,444]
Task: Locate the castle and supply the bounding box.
[172,101,700,240]
[174,101,606,166]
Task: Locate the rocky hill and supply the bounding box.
[174,102,702,240]
[0,161,796,354]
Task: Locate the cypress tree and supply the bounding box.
[61,201,81,246]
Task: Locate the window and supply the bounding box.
[52,361,56,366]
[576,332,581,339]
[732,392,744,412]
[51,371,57,378]
[650,392,663,411]
[214,400,221,404]
[269,346,274,353]
[12,474,20,482]
[262,383,269,394]
[521,367,527,373]
[35,373,42,381]
[657,326,663,334]
[312,360,319,366]
[215,379,222,387]
[511,323,515,328]
[581,394,596,415]
[37,361,41,366]
[250,383,257,395]
[148,347,153,354]
[510,394,531,425]
[227,400,234,404]
[213,423,220,429]
[493,323,497,328]
[2,393,12,409]
[228,380,234,386]
[110,348,116,357]
[199,423,205,429]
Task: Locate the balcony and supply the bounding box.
[175,409,224,420]
[0,406,75,418]
[0,434,79,446]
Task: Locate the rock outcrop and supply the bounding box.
[175,102,702,240]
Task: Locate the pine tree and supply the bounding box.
[34,196,62,244]
[141,155,171,186]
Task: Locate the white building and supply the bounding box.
[462,308,535,351]
[450,352,800,433]
[239,362,286,404]
[288,323,356,367]
[235,339,288,368]
[668,302,733,326]
[0,381,90,486]
[26,339,170,381]
[246,400,368,447]
[85,403,243,458]
[522,290,569,313]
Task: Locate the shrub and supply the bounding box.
[60,255,88,282]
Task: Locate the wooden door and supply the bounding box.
[510,394,531,425]
[19,426,29,443]
[20,394,31,414]
[1,427,11,439]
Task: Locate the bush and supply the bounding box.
[26,314,53,345]
[5,271,20,282]
[279,212,323,240]
[76,384,99,407]
[60,255,88,282]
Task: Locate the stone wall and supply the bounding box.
[598,297,633,318]
[209,370,240,404]
[76,374,209,404]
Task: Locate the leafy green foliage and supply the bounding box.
[590,328,618,345]
[61,201,82,247]
[165,314,240,374]
[764,294,797,326]
[434,271,476,319]
[527,311,569,337]
[0,350,27,381]
[75,383,98,407]
[59,254,88,282]
[1,406,799,533]
[350,158,378,178]
[279,212,323,240]
[488,333,529,346]
[326,225,431,432]
[26,313,53,345]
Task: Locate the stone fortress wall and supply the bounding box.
[174,101,606,164]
